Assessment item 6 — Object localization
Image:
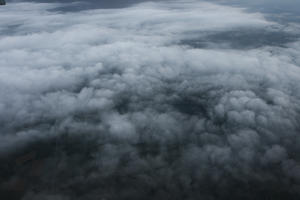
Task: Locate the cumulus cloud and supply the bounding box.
[0,1,300,200]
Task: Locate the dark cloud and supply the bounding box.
[210,0,300,23]
[181,28,300,49]
[8,0,162,11]
[1,1,300,200]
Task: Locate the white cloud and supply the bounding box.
[0,1,300,199]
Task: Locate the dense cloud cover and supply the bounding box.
[0,1,300,200]
[7,0,161,10]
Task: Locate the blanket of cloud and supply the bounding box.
[1,1,300,200]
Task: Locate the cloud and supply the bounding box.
[0,1,300,200]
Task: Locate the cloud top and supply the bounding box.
[0,1,300,200]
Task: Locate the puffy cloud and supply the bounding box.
[0,1,300,200]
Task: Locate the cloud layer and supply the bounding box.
[0,1,300,200]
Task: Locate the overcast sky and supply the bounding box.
[0,1,300,200]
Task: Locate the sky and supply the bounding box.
[0,1,300,200]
